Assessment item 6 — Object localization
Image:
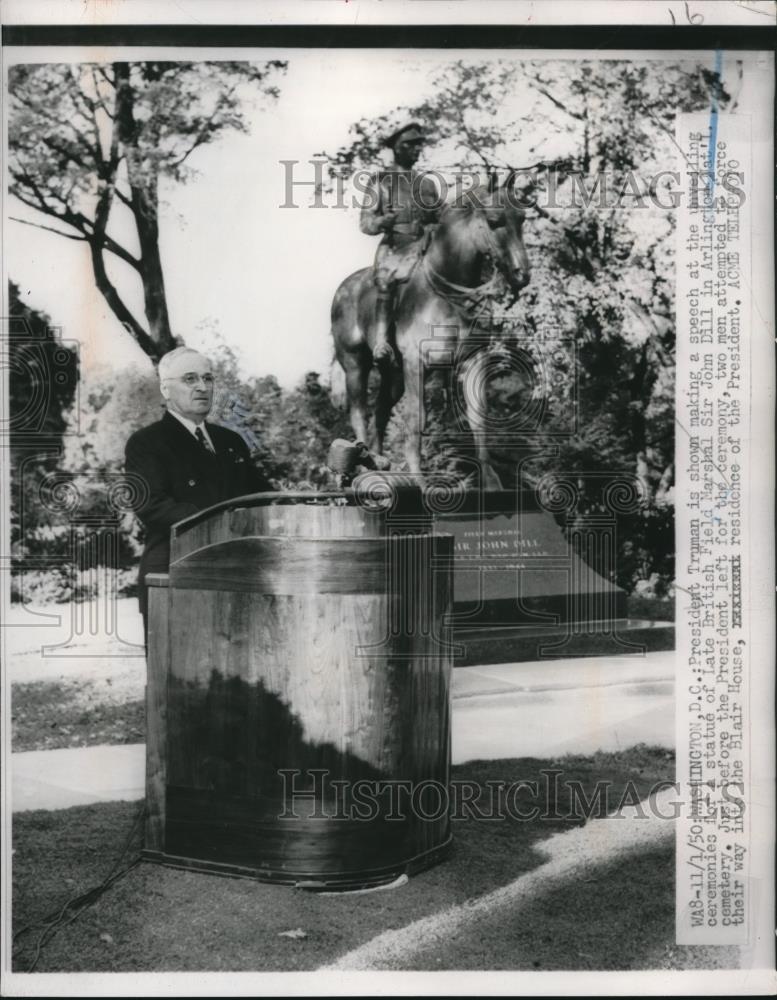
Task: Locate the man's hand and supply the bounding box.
[379,210,399,231]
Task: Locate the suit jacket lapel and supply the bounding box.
[161,411,217,460]
[162,410,194,447]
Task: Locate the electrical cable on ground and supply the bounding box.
[13,801,147,972]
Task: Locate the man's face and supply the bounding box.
[160,351,214,422]
[393,130,424,168]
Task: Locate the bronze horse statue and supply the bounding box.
[331,182,530,488]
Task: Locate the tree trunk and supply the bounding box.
[90,241,160,359]
[130,174,176,352]
[113,62,176,357]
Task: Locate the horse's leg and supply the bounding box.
[460,350,504,491]
[332,269,376,446]
[374,358,404,456]
[340,350,371,446]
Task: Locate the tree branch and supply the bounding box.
[11,90,98,157]
[68,65,98,117]
[102,233,141,271]
[9,215,88,242]
[14,116,141,273]
[527,79,584,121]
[113,185,133,209]
[11,177,90,237]
[166,84,240,171]
[459,121,493,172]
[10,198,140,269]
[94,64,116,87]
[88,239,158,358]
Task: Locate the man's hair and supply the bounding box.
[158,346,210,382]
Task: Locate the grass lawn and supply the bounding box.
[12,747,738,973]
[9,597,145,752]
[12,679,145,752]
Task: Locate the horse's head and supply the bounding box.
[460,182,531,293]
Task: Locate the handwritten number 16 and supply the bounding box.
[669,2,705,24]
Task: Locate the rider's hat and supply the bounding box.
[383,121,425,148]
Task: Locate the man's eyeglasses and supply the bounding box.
[167,373,215,387]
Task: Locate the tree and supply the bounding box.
[262,372,353,488]
[8,280,79,569]
[8,280,78,451]
[8,60,286,360]
[213,365,352,489]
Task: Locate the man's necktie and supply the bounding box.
[194,426,215,454]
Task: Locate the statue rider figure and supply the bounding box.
[359,122,442,363]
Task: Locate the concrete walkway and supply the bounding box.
[11,650,674,813]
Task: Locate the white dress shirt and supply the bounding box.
[167,409,216,452]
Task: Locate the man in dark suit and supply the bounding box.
[125,346,271,632]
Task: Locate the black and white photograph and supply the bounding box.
[1,1,774,995]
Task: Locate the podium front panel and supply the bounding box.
[146,495,454,887]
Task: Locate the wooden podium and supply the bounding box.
[144,491,454,888]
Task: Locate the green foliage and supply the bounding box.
[10,284,153,585]
[10,567,138,607]
[8,282,79,558]
[325,59,723,179]
[63,366,162,474]
[7,281,78,445]
[209,349,353,488]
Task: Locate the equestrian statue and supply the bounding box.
[331,121,531,489]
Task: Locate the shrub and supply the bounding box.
[11,565,139,606]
